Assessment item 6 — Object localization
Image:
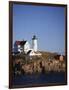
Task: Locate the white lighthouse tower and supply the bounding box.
[32,35,37,52]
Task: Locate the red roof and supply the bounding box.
[15,41,21,45]
[15,41,26,45]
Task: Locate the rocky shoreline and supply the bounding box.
[13,53,66,75]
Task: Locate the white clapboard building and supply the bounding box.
[13,35,41,56]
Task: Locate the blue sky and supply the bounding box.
[13,4,65,55]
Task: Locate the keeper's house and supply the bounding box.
[13,35,42,56]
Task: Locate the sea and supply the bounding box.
[12,72,66,86]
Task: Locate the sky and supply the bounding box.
[13,4,65,55]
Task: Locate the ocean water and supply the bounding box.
[12,72,66,86]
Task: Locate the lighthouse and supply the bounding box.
[32,35,37,52]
